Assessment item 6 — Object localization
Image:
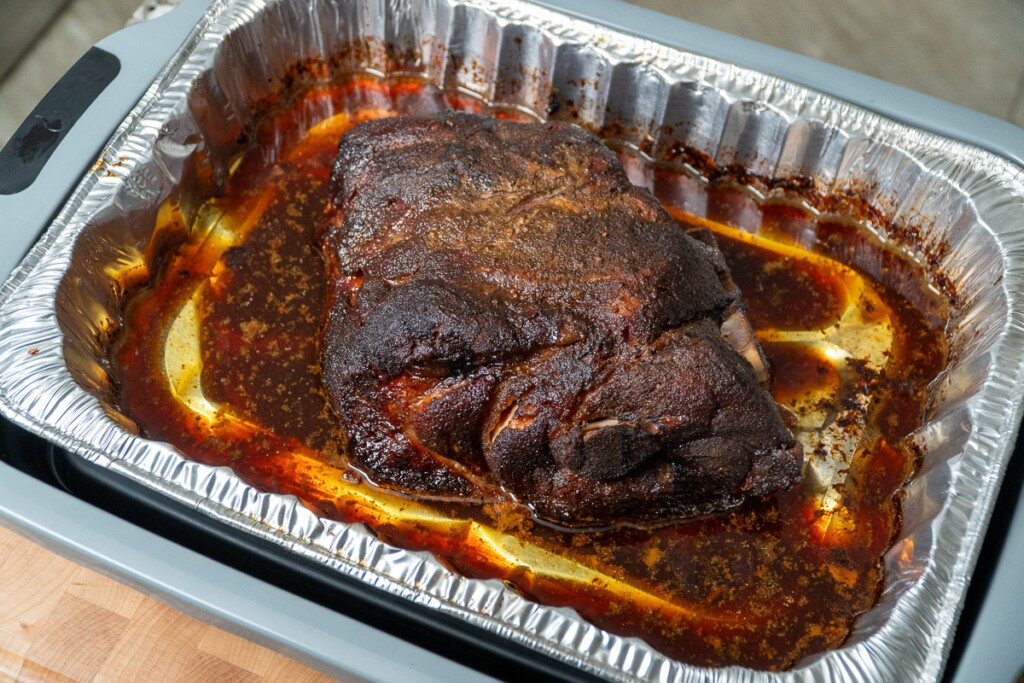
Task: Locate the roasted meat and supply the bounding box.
[317,112,802,528]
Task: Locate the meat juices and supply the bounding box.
[318,112,802,528]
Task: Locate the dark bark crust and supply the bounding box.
[318,112,801,528]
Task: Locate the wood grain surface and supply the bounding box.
[0,525,341,683]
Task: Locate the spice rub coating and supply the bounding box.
[318,112,801,527]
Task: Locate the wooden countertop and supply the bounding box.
[0,525,340,683]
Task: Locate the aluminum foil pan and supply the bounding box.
[2,0,1024,680]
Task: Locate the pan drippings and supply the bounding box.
[112,74,946,670]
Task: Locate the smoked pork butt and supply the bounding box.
[317,112,802,528]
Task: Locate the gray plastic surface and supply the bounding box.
[0,0,209,284]
[0,460,494,683]
[0,0,1022,680]
[950,495,1024,682]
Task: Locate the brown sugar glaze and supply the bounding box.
[112,74,947,670]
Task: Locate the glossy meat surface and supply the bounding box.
[318,112,801,527]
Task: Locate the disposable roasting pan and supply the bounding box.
[1,1,1024,681]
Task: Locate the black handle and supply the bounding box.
[0,47,121,195]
